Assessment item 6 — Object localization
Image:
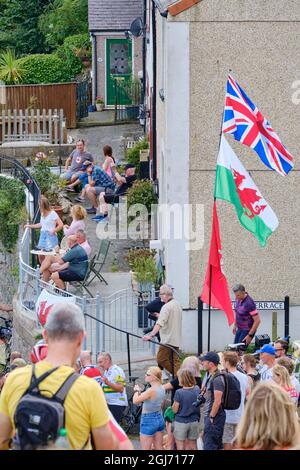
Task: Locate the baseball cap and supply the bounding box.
[125,163,135,170]
[80,161,93,170]
[199,351,220,365]
[256,344,276,355]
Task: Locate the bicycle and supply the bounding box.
[0,315,12,374]
[120,376,149,434]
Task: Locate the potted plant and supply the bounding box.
[30,159,67,218]
[126,249,158,293]
[95,96,105,111]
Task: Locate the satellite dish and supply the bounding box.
[129,17,144,37]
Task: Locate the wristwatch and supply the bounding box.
[248,333,254,338]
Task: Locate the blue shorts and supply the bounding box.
[38,231,58,250]
[140,412,165,436]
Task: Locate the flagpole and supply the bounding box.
[207,263,212,351]
[207,72,231,352]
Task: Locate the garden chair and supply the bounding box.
[67,255,96,297]
[85,239,110,286]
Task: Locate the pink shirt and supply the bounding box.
[80,240,91,256]
[63,219,85,236]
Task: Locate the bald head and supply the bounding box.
[80,350,92,367]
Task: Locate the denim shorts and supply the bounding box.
[38,231,58,250]
[140,411,165,436]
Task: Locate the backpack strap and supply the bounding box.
[53,372,79,403]
[28,365,59,394]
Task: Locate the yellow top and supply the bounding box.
[0,361,110,450]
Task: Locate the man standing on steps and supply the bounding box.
[143,284,182,377]
[232,284,261,345]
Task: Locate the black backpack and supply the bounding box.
[13,365,79,450]
[212,371,241,410]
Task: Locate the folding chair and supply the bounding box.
[68,255,96,297]
[85,239,110,286]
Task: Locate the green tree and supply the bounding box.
[0,0,52,55]
[38,0,88,49]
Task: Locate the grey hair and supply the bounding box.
[76,229,87,240]
[159,284,173,297]
[233,284,245,293]
[45,303,85,341]
[98,352,112,363]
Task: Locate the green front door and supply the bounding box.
[106,38,132,106]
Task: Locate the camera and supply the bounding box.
[227,342,247,353]
[193,392,206,408]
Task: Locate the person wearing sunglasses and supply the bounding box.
[274,340,289,359]
[133,367,165,450]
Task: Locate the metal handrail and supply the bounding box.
[85,312,182,379]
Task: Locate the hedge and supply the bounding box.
[17,53,77,84]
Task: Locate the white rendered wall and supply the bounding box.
[158,21,190,308]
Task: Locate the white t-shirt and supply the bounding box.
[40,211,58,232]
[225,370,249,424]
[102,365,128,406]
[259,364,274,381]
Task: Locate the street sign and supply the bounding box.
[203,301,284,310]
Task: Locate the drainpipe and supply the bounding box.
[142,0,147,104]
[91,32,97,105]
[151,0,157,182]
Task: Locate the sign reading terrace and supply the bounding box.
[203,301,284,310]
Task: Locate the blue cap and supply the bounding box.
[256,344,276,355]
[199,351,220,365]
[80,161,93,170]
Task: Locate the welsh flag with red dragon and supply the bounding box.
[215,136,279,247]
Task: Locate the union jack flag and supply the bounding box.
[223,75,294,176]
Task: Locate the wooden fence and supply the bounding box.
[0,109,67,144]
[1,82,79,128]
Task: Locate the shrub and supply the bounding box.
[126,179,157,215]
[126,249,158,287]
[56,33,91,76]
[17,53,76,84]
[125,138,149,176]
[63,33,91,57]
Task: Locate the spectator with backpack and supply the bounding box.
[222,352,250,450]
[200,351,241,450]
[0,303,117,450]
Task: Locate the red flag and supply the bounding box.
[201,201,234,326]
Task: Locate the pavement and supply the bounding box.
[69,120,142,167]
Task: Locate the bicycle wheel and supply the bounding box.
[120,413,136,434]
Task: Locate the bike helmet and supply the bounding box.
[30,340,48,363]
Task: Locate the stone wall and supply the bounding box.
[12,297,42,362]
[0,250,18,304]
[0,144,75,163]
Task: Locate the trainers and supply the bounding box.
[74,196,85,203]
[86,207,97,214]
[91,214,108,221]
[96,215,108,223]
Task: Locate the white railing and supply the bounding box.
[18,228,156,360]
